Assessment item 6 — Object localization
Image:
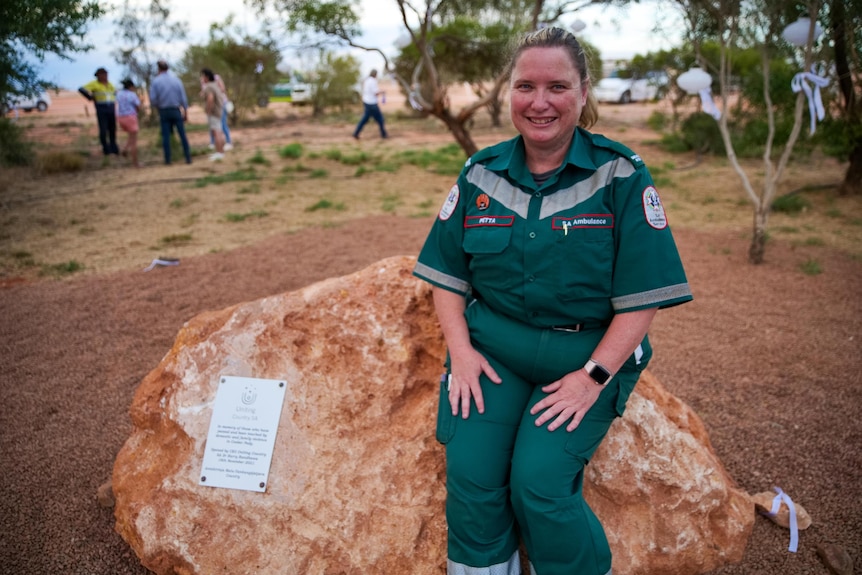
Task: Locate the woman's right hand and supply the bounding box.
[447,347,501,419]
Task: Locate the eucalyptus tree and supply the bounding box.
[179,20,282,122]
[676,0,825,264]
[251,0,616,155]
[0,0,103,98]
[112,0,189,123]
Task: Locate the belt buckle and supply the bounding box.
[552,324,583,333]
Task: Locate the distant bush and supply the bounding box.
[38,151,86,173]
[0,118,35,166]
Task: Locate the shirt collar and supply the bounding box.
[485,127,598,182]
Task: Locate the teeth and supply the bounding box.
[531,118,555,124]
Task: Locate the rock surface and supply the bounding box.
[113,255,753,575]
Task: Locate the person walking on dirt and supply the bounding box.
[353,69,388,140]
[78,68,119,156]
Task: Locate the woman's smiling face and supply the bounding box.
[509,46,588,154]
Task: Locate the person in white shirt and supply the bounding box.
[352,69,388,140]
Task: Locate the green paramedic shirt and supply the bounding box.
[413,128,693,328]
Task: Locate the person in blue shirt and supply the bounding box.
[413,27,693,575]
[149,60,192,165]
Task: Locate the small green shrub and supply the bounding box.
[305,199,346,212]
[160,233,193,245]
[646,111,668,132]
[279,143,304,159]
[772,194,809,215]
[38,151,86,173]
[799,258,822,275]
[248,150,270,166]
[40,260,84,276]
[224,210,269,222]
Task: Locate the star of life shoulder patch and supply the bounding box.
[642,185,668,230]
[439,184,460,221]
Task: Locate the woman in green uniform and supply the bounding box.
[413,27,693,575]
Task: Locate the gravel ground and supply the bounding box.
[0,216,859,574]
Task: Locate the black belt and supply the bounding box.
[550,322,607,332]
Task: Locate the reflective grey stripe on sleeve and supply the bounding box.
[611,283,693,310]
[540,157,636,220]
[413,261,471,294]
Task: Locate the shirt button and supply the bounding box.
[529,232,536,239]
[534,192,541,198]
[528,275,535,282]
[531,311,539,317]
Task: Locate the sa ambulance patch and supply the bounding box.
[439,184,460,221]
[642,186,668,230]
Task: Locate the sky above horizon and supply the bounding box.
[34,0,683,90]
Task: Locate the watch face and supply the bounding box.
[589,364,611,385]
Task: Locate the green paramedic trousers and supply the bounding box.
[437,300,651,575]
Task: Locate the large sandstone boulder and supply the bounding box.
[113,255,753,575]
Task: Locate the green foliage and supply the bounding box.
[112,0,188,107]
[224,210,268,222]
[311,52,361,114]
[247,150,270,165]
[799,258,822,276]
[647,111,668,132]
[679,112,725,154]
[193,168,259,188]
[279,143,304,159]
[1,0,103,98]
[159,233,193,245]
[393,144,466,175]
[772,194,810,215]
[39,259,84,276]
[180,20,282,120]
[0,118,34,166]
[305,199,346,212]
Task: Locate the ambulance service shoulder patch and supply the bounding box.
[439,184,460,221]
[642,185,668,230]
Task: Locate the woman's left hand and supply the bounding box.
[530,370,603,432]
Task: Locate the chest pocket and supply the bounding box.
[462,225,512,255]
[554,226,614,301]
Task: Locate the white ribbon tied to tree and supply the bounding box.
[767,486,800,552]
[791,65,829,134]
[699,88,722,120]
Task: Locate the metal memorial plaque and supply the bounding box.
[199,375,287,492]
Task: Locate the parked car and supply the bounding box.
[594,70,668,104]
[3,91,52,113]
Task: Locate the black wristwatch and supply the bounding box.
[584,359,612,386]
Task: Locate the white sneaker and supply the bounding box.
[208,143,215,149]
[209,152,225,161]
[224,143,233,151]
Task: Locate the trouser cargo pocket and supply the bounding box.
[435,373,457,444]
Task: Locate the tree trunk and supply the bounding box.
[487,83,503,128]
[838,143,862,195]
[433,109,479,156]
[749,206,769,264]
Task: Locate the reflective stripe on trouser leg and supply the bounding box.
[448,550,521,575]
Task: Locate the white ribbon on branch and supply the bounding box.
[699,88,721,120]
[791,66,829,134]
[767,486,799,552]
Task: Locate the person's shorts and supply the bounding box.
[207,114,223,132]
[118,114,138,134]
